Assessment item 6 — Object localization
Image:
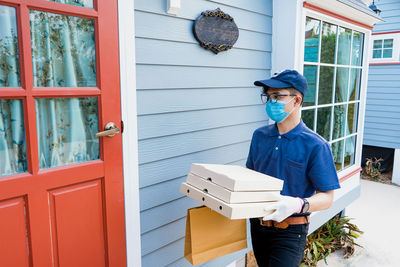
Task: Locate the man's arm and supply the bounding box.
[306,190,334,212]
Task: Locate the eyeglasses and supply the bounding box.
[260,93,297,104]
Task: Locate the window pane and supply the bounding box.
[318,66,334,105]
[304,17,320,62]
[383,49,393,58]
[372,49,382,58]
[373,40,382,49]
[335,67,349,103]
[302,109,315,130]
[36,97,99,169]
[317,106,332,141]
[47,0,93,8]
[30,11,97,87]
[337,27,352,65]
[321,22,337,64]
[333,104,346,140]
[0,99,27,177]
[384,39,393,48]
[349,68,361,101]
[344,136,356,168]
[303,65,317,106]
[351,31,364,66]
[331,140,344,171]
[347,103,359,134]
[0,5,21,87]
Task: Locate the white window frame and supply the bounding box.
[370,33,400,63]
[298,8,371,178]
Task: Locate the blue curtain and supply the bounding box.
[30,10,99,169]
[0,100,27,176]
[0,5,20,87]
[36,97,99,169]
[48,0,93,8]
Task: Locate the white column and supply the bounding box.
[393,149,400,185]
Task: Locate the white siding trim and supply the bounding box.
[118,0,142,266]
[393,149,400,186]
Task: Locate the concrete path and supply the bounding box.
[317,179,400,267]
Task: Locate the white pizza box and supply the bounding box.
[189,163,283,192]
[180,182,275,220]
[186,172,281,204]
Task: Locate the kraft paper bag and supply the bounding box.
[184,206,247,265]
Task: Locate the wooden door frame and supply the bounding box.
[117,0,142,266]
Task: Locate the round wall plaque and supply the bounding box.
[193,8,239,54]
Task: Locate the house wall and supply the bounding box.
[134,0,272,266]
[364,0,400,149]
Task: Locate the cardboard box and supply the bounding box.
[189,163,283,192]
[186,172,280,204]
[180,183,275,219]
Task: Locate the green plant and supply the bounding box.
[301,215,363,267]
[363,157,383,180]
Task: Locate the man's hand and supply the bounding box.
[263,195,303,222]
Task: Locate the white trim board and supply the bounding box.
[118,0,142,266]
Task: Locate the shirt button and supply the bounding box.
[275,147,279,150]
[278,136,281,139]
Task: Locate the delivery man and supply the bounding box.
[246,69,341,267]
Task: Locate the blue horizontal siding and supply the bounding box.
[364,63,400,149]
[135,0,272,265]
[139,141,250,188]
[136,65,269,90]
[372,0,400,32]
[137,88,263,115]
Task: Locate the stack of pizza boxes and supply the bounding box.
[180,163,283,220]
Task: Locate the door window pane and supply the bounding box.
[304,17,320,62]
[317,106,331,141]
[318,66,334,105]
[331,140,344,171]
[320,22,337,64]
[302,109,315,130]
[337,27,351,65]
[335,67,349,103]
[47,0,93,8]
[36,97,99,169]
[30,11,97,87]
[0,5,20,87]
[347,103,359,134]
[351,31,364,66]
[303,65,317,106]
[349,68,361,101]
[0,99,27,177]
[333,105,346,140]
[344,136,356,168]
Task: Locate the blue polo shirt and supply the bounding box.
[246,120,340,198]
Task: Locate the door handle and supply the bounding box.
[96,122,120,137]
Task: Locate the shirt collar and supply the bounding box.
[268,120,306,140]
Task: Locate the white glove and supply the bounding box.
[262,195,303,222]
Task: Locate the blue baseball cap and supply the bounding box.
[254,69,308,96]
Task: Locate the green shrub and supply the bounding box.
[301,215,363,267]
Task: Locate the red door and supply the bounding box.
[0,0,126,266]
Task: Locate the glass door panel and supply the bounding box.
[35,97,99,169]
[30,10,97,87]
[0,5,21,87]
[0,99,27,177]
[47,0,93,8]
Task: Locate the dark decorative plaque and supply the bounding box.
[193,8,239,54]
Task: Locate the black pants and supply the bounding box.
[250,218,309,267]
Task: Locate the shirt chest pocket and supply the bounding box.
[284,159,306,185]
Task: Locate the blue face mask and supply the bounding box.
[266,97,296,123]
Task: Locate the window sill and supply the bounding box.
[337,164,362,183]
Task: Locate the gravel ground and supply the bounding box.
[317,179,400,267]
